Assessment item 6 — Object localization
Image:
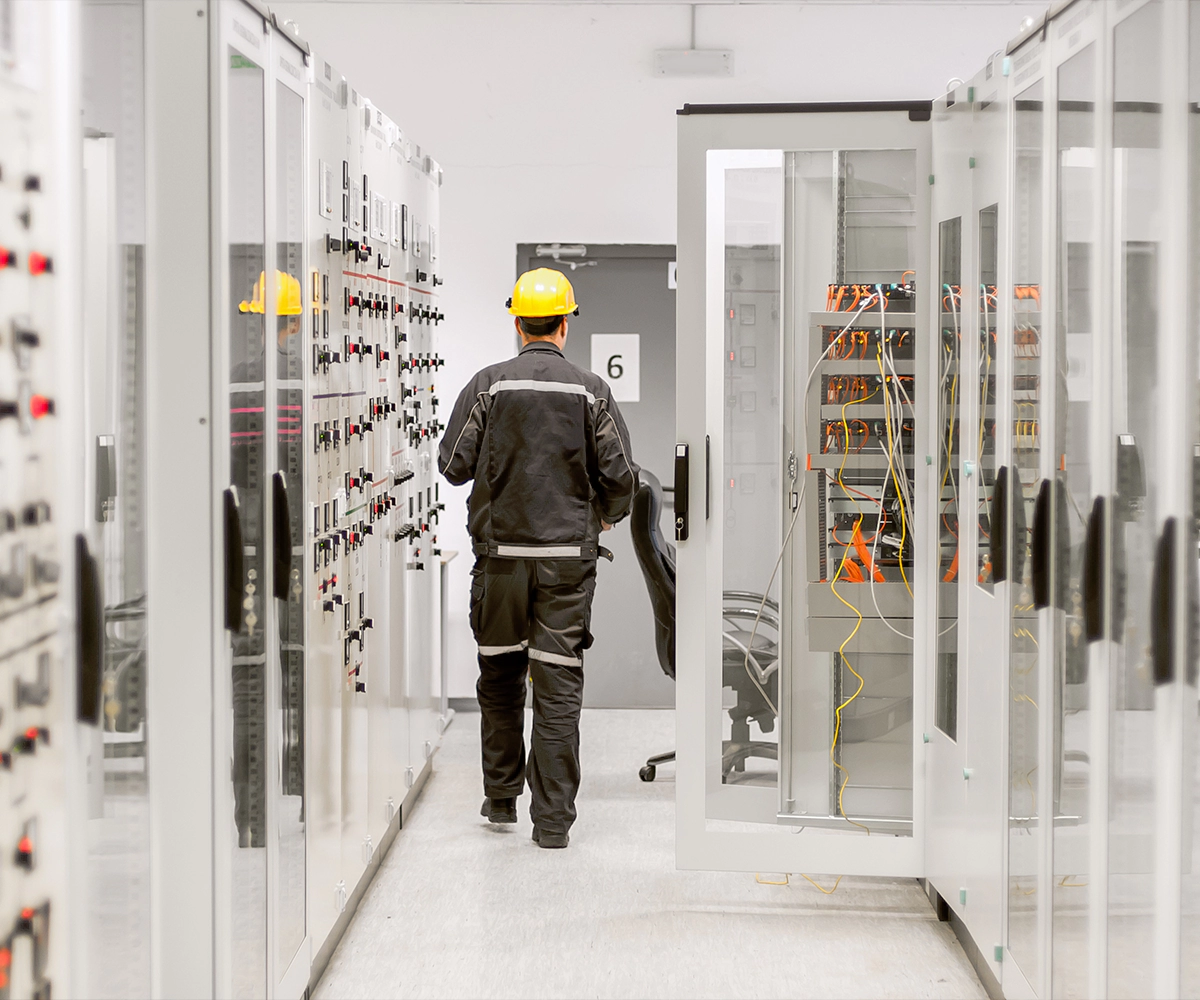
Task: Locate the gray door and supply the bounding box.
[516,245,676,708]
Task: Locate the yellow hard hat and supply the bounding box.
[507,267,579,318]
[239,269,303,316]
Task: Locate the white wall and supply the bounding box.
[271,0,1046,699]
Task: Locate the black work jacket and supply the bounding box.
[438,341,639,557]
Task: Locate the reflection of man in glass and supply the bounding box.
[238,268,304,347]
[230,268,304,848]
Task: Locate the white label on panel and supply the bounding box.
[319,160,334,219]
[372,192,388,241]
[591,334,640,403]
[349,179,361,230]
[391,202,402,246]
[668,261,677,289]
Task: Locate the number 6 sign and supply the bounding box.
[590,334,640,403]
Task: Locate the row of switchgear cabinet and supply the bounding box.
[301,39,449,964]
[0,1,454,997]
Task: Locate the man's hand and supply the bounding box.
[602,521,612,532]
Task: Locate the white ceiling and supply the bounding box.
[298,0,1035,6]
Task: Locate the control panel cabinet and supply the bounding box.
[0,5,82,998]
[307,54,352,955]
[302,50,446,972]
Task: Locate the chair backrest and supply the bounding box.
[629,469,676,679]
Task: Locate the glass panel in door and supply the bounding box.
[1108,4,1163,996]
[1008,76,1044,988]
[80,2,151,994]
[1183,7,1200,992]
[718,157,782,802]
[977,205,999,593]
[787,148,919,832]
[936,217,962,741]
[1052,40,1098,1000]
[273,78,307,974]
[226,45,267,1000]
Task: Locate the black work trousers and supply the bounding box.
[471,556,596,834]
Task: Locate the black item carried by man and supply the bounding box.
[630,469,779,782]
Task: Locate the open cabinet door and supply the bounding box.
[675,104,933,877]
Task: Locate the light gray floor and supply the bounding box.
[314,709,985,1000]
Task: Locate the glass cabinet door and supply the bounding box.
[676,107,930,879]
[1182,8,1200,994]
[1051,28,1101,1000]
[80,2,152,995]
[715,151,784,815]
[224,17,268,998]
[1108,4,1164,996]
[272,71,307,983]
[937,215,962,741]
[1008,71,1046,994]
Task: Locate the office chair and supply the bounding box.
[630,469,780,782]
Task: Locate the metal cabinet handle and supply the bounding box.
[1083,496,1106,642]
[272,471,291,600]
[1031,479,1052,610]
[1151,517,1176,685]
[75,534,103,724]
[674,443,689,541]
[223,487,244,632]
[1031,477,1070,612]
[990,465,1009,583]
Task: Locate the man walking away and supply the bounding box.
[438,267,639,848]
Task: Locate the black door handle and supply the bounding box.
[75,534,103,724]
[272,471,292,600]
[1151,517,1176,685]
[1032,479,1052,610]
[224,487,244,632]
[1032,477,1070,611]
[674,444,689,541]
[1148,517,1198,684]
[991,465,1010,583]
[1083,496,1106,642]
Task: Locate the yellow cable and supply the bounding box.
[877,349,913,597]
[940,343,959,495]
[829,531,870,835]
[755,872,845,895]
[800,874,843,894]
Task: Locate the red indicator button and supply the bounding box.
[27,251,51,275]
[29,394,53,419]
[0,247,15,268]
[17,837,32,854]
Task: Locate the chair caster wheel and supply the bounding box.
[639,765,656,782]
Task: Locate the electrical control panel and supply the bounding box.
[305,54,446,952]
[0,9,72,998]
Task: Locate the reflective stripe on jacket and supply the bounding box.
[438,341,639,553]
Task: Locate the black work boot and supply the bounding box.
[480,797,518,824]
[531,826,569,849]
